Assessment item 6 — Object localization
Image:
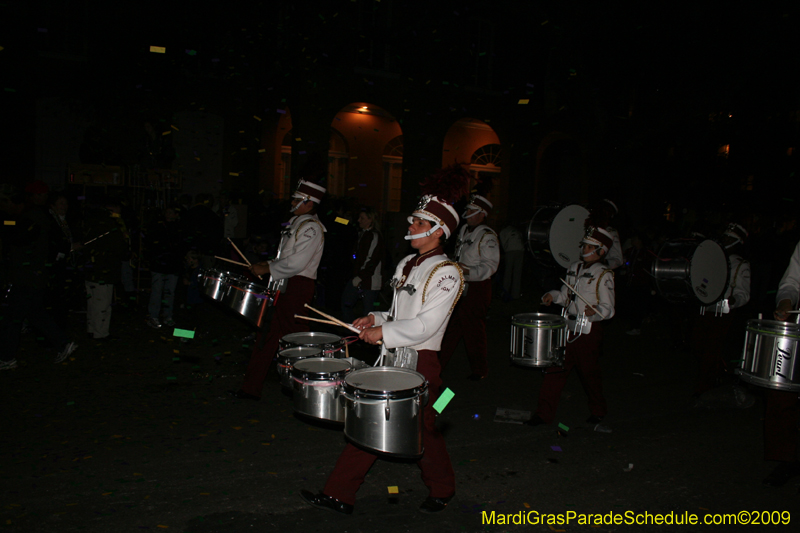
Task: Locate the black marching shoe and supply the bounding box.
[762,461,800,487]
[419,494,454,513]
[300,490,353,515]
[227,389,260,401]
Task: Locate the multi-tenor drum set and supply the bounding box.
[197,266,430,458]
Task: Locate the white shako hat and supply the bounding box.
[405,195,460,240]
[291,179,326,204]
[581,226,614,254]
[463,193,493,218]
[723,223,748,247]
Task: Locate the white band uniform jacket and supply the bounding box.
[370,253,463,351]
[454,225,500,282]
[546,261,615,322]
[720,254,751,310]
[268,214,326,280]
[777,241,800,308]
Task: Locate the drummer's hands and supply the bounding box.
[250,262,270,277]
[353,315,375,330]
[359,326,383,345]
[774,299,793,321]
[541,293,553,306]
[584,305,597,317]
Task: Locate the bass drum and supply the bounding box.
[651,238,730,305]
[526,205,590,269]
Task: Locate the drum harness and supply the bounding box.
[560,265,613,343]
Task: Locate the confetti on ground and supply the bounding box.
[387,486,399,494]
[518,99,530,104]
[623,463,634,472]
[334,217,349,225]
[4,220,15,225]
[173,328,195,339]
[557,423,569,432]
[524,502,530,508]
[433,388,454,413]
[149,46,166,53]
[550,446,562,452]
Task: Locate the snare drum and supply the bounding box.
[277,346,322,388]
[220,276,275,327]
[736,319,800,392]
[292,358,352,422]
[510,313,567,367]
[279,331,346,357]
[198,268,233,301]
[340,367,429,458]
[526,205,590,268]
[651,238,730,305]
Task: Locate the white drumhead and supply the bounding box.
[549,205,590,268]
[278,346,322,360]
[690,239,729,305]
[345,367,424,392]
[294,358,351,373]
[282,332,342,345]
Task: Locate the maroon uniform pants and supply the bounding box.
[535,325,607,424]
[322,349,456,506]
[690,312,735,395]
[439,280,491,377]
[764,389,799,462]
[242,276,315,397]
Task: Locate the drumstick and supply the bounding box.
[559,277,607,319]
[214,256,250,267]
[227,238,250,266]
[83,230,112,246]
[304,303,383,344]
[294,315,340,326]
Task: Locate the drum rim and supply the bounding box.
[281,331,344,345]
[277,346,323,359]
[745,319,800,339]
[342,367,428,399]
[511,312,566,328]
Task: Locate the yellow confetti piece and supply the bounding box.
[387,486,399,494]
[548,526,565,532]
[149,46,166,53]
[0,46,4,52]
[348,187,355,191]
[334,217,349,225]
[295,137,302,141]
[523,502,530,508]
[350,156,358,159]
[229,172,239,176]
[232,426,242,430]
[258,148,265,153]
[170,125,179,131]
[4,220,15,225]
[102,492,112,496]
[518,99,530,104]
[173,350,179,354]
[240,147,247,150]
[253,115,261,121]
[157,526,169,529]
[161,130,171,136]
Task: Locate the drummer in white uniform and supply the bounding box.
[439,191,500,380]
[762,239,800,487]
[302,166,468,515]
[527,226,615,429]
[689,223,752,406]
[229,179,326,400]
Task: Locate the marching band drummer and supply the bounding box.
[689,223,753,406]
[439,185,500,380]
[763,239,800,487]
[526,226,615,429]
[228,179,326,401]
[301,167,467,515]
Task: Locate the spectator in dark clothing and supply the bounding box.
[48,192,84,325]
[82,199,129,340]
[145,206,184,328]
[1,188,77,370]
[341,207,384,323]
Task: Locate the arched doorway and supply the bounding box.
[329,102,403,213]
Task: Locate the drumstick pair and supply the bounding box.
[558,277,607,319]
[300,304,383,345]
[226,238,263,280]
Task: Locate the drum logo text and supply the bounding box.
[775,344,792,379]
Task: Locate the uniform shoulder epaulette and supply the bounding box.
[422,260,465,315]
[294,217,324,239]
